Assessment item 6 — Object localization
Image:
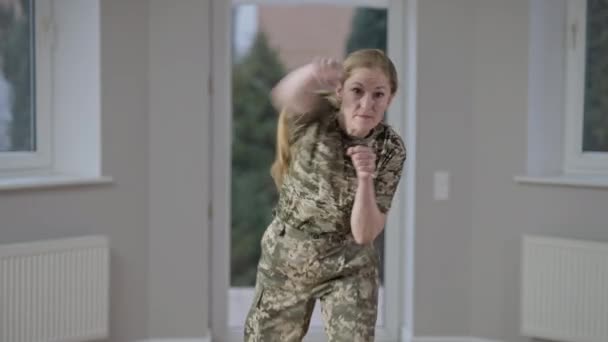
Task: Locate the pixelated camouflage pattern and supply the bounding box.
[275,101,406,235]
[244,219,379,342]
[244,100,406,341]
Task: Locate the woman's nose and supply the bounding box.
[360,94,374,110]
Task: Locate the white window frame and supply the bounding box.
[0,0,52,171]
[564,0,608,175]
[232,0,388,5]
[517,0,608,188]
[209,0,417,341]
[0,0,111,191]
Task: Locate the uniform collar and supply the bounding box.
[330,113,384,147]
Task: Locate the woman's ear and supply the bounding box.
[387,93,395,107]
[335,83,343,100]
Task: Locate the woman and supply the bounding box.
[245,49,406,342]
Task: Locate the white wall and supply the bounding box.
[415,1,608,341]
[2,1,214,340]
[148,0,212,339]
[414,0,475,336]
[469,0,530,339]
[0,1,150,341]
[469,1,608,341]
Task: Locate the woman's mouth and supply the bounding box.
[355,114,374,120]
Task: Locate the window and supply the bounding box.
[211,0,413,340]
[521,0,608,187]
[0,1,107,190]
[230,0,389,328]
[0,0,52,171]
[564,0,608,175]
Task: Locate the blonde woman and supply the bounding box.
[245,49,406,342]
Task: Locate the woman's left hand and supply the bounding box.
[346,145,376,181]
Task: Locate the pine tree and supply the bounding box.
[345,8,387,54]
[583,0,608,152]
[231,31,285,286]
[0,0,33,151]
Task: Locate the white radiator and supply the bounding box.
[521,235,608,342]
[0,235,109,342]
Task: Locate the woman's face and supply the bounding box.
[336,67,393,138]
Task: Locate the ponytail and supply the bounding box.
[270,108,291,189]
[270,93,339,189]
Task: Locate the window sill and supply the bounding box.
[0,173,113,192]
[514,174,608,189]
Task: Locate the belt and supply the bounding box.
[275,218,351,243]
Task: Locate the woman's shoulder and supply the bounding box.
[376,123,406,160]
[289,98,338,140]
[295,96,337,122]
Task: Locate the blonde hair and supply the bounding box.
[270,49,398,189]
[270,107,291,188]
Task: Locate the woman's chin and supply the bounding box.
[347,126,373,138]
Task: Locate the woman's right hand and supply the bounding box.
[271,57,342,113]
[310,57,343,92]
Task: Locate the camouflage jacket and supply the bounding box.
[274,101,406,235]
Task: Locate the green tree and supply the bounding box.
[345,8,387,54]
[583,0,608,152]
[231,31,285,286]
[0,0,33,151]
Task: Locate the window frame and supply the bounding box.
[0,1,109,191]
[209,0,416,341]
[0,0,53,172]
[564,0,608,175]
[232,0,389,6]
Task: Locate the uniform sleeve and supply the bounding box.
[375,135,406,214]
[288,96,335,144]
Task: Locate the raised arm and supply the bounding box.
[271,58,342,114]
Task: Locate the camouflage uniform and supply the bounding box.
[244,101,406,342]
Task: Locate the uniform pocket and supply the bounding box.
[260,220,284,256]
[251,285,282,316]
[357,273,379,301]
[366,244,380,266]
[253,286,265,308]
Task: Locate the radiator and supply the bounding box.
[521,235,608,342]
[0,235,109,342]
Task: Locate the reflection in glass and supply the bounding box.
[582,0,608,152]
[0,0,34,152]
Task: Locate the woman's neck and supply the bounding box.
[337,114,372,139]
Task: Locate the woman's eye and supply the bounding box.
[351,88,362,95]
[374,92,385,98]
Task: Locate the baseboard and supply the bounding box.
[402,326,413,341]
[413,337,502,342]
[135,334,497,342]
[400,327,502,342]
[134,337,211,342]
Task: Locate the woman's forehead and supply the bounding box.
[345,67,390,87]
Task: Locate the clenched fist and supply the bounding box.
[311,57,343,91]
[346,145,376,180]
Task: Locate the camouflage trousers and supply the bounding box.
[244,218,380,342]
